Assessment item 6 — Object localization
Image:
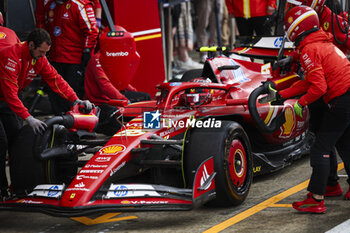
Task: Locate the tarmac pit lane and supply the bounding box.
[1,156,350,233]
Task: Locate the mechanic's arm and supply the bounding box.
[41,59,94,112]
[0,60,46,134]
[0,57,30,120]
[79,3,99,68]
[35,0,45,28]
[125,84,137,92]
[96,76,128,101]
[91,56,128,100]
[225,0,234,17]
[267,0,277,15]
[297,68,327,106]
[279,80,310,100]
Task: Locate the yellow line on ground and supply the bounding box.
[269,203,292,208]
[203,162,344,233]
[71,212,138,226]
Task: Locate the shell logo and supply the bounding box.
[99,144,126,155]
[282,107,295,136]
[0,32,6,40]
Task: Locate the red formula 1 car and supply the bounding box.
[0,44,312,216]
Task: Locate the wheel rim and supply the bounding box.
[228,139,247,188]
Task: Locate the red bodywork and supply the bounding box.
[1,49,310,216]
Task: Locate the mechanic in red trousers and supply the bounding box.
[40,0,99,115]
[262,6,350,213]
[0,12,20,48]
[84,51,150,136]
[0,28,93,199]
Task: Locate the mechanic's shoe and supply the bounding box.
[292,196,326,214]
[344,187,350,200]
[307,183,343,198]
[176,58,203,70]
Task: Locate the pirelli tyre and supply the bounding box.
[10,124,76,196]
[184,120,253,206]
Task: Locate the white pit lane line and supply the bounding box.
[326,219,350,233]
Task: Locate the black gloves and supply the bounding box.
[26,116,47,135]
[81,48,92,69]
[258,84,284,105]
[73,99,95,114]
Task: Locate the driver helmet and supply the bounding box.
[302,0,326,14]
[181,78,212,106]
[0,12,3,26]
[284,5,319,42]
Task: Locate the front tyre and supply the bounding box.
[184,121,253,206]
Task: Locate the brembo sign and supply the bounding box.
[106,51,129,57]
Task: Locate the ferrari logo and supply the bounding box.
[323,22,329,31]
[70,193,76,199]
[66,3,71,10]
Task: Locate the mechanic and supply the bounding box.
[0,28,93,199]
[36,0,102,28]
[225,0,276,36]
[280,0,349,199]
[301,0,350,53]
[40,0,99,115]
[84,51,151,136]
[262,5,350,213]
[0,11,20,48]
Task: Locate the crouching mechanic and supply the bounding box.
[0,11,20,48]
[261,6,350,213]
[0,28,93,198]
[84,51,151,136]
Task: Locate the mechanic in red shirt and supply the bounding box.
[262,6,350,213]
[40,0,99,115]
[84,51,150,135]
[0,11,20,49]
[302,0,350,53]
[225,0,276,36]
[36,0,101,28]
[0,28,93,199]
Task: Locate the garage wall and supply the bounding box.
[8,0,36,40]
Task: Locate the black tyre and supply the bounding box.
[180,69,203,82]
[9,124,76,195]
[9,125,46,195]
[184,121,253,206]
